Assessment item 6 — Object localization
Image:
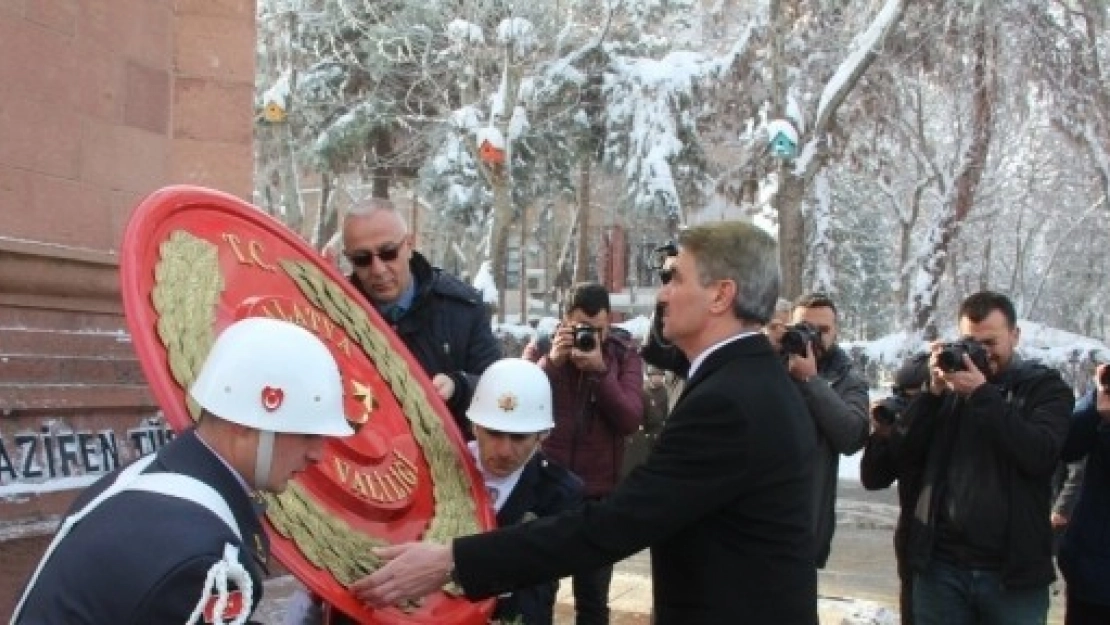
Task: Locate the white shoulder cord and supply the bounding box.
[10,456,253,625]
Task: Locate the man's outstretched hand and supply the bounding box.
[350,542,454,608]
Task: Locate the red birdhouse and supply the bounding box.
[479,139,505,165]
[477,127,506,165]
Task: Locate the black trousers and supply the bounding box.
[571,561,614,625]
[1065,592,1110,625]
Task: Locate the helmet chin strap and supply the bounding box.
[253,430,275,490]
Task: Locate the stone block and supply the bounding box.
[26,0,77,36]
[123,61,170,134]
[170,138,253,199]
[174,13,255,82]
[0,95,82,179]
[175,0,253,18]
[74,39,123,123]
[173,76,254,143]
[79,118,169,193]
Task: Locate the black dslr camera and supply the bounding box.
[936,338,990,373]
[780,322,823,358]
[573,324,599,351]
[873,393,909,426]
[649,241,678,284]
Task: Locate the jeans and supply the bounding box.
[913,560,1049,625]
[572,562,614,625]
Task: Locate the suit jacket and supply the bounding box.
[15,429,269,624]
[492,453,584,625]
[454,334,818,625]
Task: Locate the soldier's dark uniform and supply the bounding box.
[14,429,268,624]
[325,452,583,625]
[492,452,583,625]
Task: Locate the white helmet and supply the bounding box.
[189,317,354,437]
[467,359,554,433]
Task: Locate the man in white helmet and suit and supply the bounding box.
[318,358,583,625]
[12,317,354,625]
[467,358,584,625]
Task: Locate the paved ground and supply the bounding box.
[256,481,1067,624]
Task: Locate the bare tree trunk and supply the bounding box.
[370,128,392,199]
[911,19,995,338]
[574,159,591,284]
[777,173,807,300]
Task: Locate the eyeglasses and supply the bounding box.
[345,240,405,267]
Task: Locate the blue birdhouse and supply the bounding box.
[767,120,799,161]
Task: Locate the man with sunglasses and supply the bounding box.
[787,292,870,569]
[341,198,501,435]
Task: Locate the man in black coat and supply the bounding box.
[12,318,354,624]
[351,221,818,625]
[342,198,501,434]
[897,291,1074,625]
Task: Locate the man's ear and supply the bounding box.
[711,279,738,314]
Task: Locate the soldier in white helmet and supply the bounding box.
[315,358,583,625]
[465,358,584,625]
[12,317,354,625]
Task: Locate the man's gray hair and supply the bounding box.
[678,221,780,324]
[346,197,407,231]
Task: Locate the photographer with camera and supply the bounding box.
[784,292,870,569]
[860,353,929,625]
[897,291,1074,625]
[521,282,643,625]
[1055,365,1110,624]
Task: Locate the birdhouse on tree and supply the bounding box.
[260,72,291,124]
[766,119,799,161]
[476,127,506,166]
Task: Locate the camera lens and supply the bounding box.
[574,326,598,351]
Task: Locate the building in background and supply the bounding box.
[0,1,256,614]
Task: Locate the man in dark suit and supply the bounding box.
[13,318,354,625]
[351,221,818,625]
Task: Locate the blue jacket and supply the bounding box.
[14,429,268,624]
[351,252,501,435]
[1059,390,1110,606]
[493,453,584,625]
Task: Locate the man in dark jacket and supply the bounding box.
[1058,370,1110,624]
[352,220,818,625]
[521,282,643,625]
[898,291,1074,625]
[860,352,929,625]
[786,292,870,568]
[342,198,501,434]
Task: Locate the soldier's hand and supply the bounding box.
[431,374,455,401]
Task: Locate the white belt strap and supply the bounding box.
[11,456,251,625]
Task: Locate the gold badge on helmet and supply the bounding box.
[497,393,518,412]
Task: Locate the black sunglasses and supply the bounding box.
[345,241,405,268]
